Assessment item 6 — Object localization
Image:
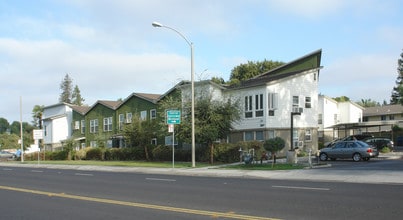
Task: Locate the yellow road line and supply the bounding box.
[0,185,281,220]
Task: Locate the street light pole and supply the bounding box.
[152,22,196,167]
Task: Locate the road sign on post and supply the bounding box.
[166,110,181,124]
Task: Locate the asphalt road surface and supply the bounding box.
[1,165,402,220]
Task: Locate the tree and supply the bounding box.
[229,60,284,85]
[59,74,73,103]
[32,105,44,128]
[123,114,159,161]
[0,118,10,134]
[71,85,85,106]
[390,50,403,104]
[356,99,380,107]
[333,96,350,102]
[263,137,286,164]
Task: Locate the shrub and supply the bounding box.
[263,137,286,155]
[380,147,391,153]
[86,147,103,160]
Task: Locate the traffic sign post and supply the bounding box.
[166,110,180,169]
[166,110,181,124]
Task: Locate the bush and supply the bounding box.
[263,137,286,155]
[380,147,391,153]
[86,147,103,160]
[214,143,241,163]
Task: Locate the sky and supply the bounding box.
[1,0,402,123]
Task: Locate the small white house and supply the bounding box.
[42,103,74,151]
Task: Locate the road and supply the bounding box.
[1,163,402,220]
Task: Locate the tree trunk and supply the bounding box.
[209,142,214,164]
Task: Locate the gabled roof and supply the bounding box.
[91,100,123,111]
[70,105,90,115]
[117,92,162,108]
[228,49,322,89]
[363,104,403,117]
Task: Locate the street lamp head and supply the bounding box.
[152,22,163,28]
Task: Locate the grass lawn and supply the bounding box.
[225,163,306,170]
[21,160,211,168]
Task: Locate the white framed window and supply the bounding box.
[90,141,97,147]
[318,114,323,125]
[305,129,312,142]
[74,121,80,130]
[255,131,264,141]
[150,109,157,120]
[292,96,299,108]
[305,96,311,108]
[90,119,98,133]
[140,110,147,121]
[268,130,275,139]
[119,114,124,130]
[126,112,132,123]
[293,129,299,148]
[81,120,85,134]
[244,131,254,141]
[268,93,278,116]
[103,117,112,131]
[255,94,263,117]
[244,96,253,118]
[151,138,157,145]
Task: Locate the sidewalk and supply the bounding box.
[1,152,402,184]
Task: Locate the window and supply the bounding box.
[244,96,253,118]
[151,138,157,145]
[150,109,157,119]
[305,129,312,142]
[292,96,299,108]
[293,129,299,148]
[126,112,132,123]
[334,114,338,124]
[305,97,311,108]
[244,131,254,141]
[255,131,264,141]
[389,115,395,120]
[318,114,323,124]
[119,114,124,130]
[74,121,80,130]
[90,119,98,133]
[90,141,97,147]
[268,93,278,116]
[268,93,278,109]
[255,94,263,117]
[81,120,85,134]
[268,130,275,139]
[381,115,386,121]
[140,111,147,121]
[103,117,112,131]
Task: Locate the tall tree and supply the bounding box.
[32,105,44,128]
[390,50,403,104]
[356,99,380,107]
[0,117,10,134]
[71,85,85,106]
[59,73,73,103]
[229,60,284,85]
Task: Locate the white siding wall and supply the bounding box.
[42,104,73,147]
[230,69,319,130]
[320,96,339,130]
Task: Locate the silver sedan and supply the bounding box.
[0,150,16,159]
[319,140,379,162]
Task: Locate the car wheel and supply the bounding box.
[352,153,362,162]
[319,153,328,161]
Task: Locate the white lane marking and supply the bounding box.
[31,170,44,173]
[272,185,330,191]
[2,168,13,171]
[146,178,176,182]
[75,173,94,176]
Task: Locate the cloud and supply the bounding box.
[320,53,397,103]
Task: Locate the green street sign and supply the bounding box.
[166,110,181,124]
